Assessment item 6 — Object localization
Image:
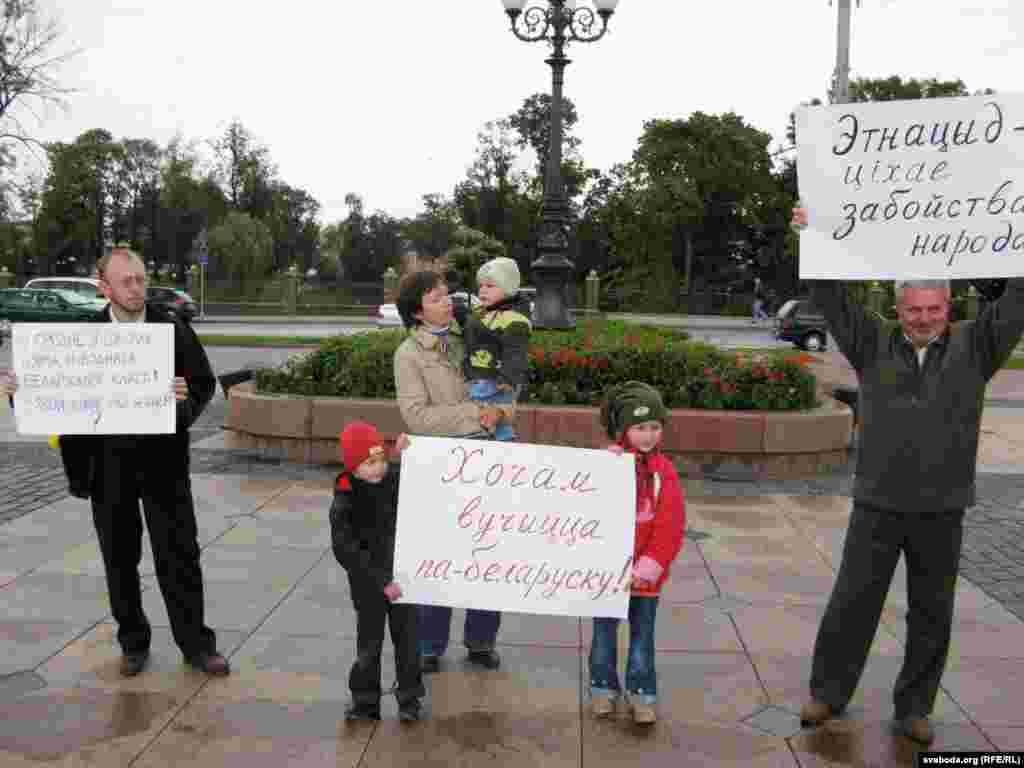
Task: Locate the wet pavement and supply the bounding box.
[2,347,1024,764]
[3,460,1024,764]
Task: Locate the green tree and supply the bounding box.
[207,211,272,293]
[35,128,118,275]
[265,182,320,272]
[211,120,275,215]
[402,193,460,259]
[444,225,506,292]
[508,92,581,183]
[848,75,968,102]
[158,136,227,279]
[631,112,778,292]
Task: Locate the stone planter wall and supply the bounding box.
[222,382,853,479]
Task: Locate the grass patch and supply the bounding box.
[198,335,327,347]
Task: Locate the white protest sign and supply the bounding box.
[393,437,635,619]
[797,93,1024,279]
[11,323,175,435]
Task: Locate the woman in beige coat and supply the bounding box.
[393,268,505,674]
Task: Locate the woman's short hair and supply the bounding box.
[397,269,445,329]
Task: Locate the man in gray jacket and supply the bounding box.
[793,211,1024,745]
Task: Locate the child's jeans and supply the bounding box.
[468,379,516,441]
[589,595,659,705]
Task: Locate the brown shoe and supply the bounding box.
[591,696,616,718]
[900,716,934,745]
[632,702,657,725]
[186,651,231,677]
[119,651,149,678]
[799,698,834,726]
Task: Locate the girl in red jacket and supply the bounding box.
[590,381,686,725]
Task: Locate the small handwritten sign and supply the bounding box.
[797,93,1024,279]
[11,323,175,435]
[393,437,636,619]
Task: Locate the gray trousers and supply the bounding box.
[810,501,964,719]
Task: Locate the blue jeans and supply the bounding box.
[418,604,501,657]
[468,379,516,442]
[589,596,658,705]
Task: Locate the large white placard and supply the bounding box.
[393,437,636,619]
[11,323,175,435]
[797,93,1024,279]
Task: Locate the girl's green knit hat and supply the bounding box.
[599,381,667,439]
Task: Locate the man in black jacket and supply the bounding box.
[792,209,1024,745]
[2,247,229,678]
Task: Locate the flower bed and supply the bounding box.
[256,319,818,412]
[232,320,847,479]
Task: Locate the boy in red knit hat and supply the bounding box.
[590,382,686,725]
[330,421,424,721]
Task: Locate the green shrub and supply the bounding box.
[255,319,818,411]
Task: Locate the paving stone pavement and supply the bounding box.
[4,432,1024,626]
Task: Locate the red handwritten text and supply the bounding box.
[414,556,633,601]
[457,495,602,547]
[440,446,598,495]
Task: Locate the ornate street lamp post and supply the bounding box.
[501,0,620,328]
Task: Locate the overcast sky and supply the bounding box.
[30,0,1024,224]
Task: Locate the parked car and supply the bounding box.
[24,277,108,312]
[374,291,483,329]
[146,286,198,322]
[0,288,104,334]
[775,298,830,351]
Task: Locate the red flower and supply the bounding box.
[722,383,736,395]
[702,367,714,377]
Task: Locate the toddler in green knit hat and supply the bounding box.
[459,256,533,441]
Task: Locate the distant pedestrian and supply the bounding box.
[752,278,770,324]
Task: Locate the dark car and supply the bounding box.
[0,288,102,334]
[146,286,198,322]
[775,298,830,351]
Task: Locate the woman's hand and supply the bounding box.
[395,433,411,452]
[383,582,403,602]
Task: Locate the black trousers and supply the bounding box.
[348,573,424,707]
[91,469,215,658]
[810,501,964,719]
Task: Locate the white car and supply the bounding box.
[374,292,482,328]
[24,277,108,312]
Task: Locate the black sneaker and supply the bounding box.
[344,702,381,722]
[398,699,423,722]
[119,651,150,678]
[466,649,501,670]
